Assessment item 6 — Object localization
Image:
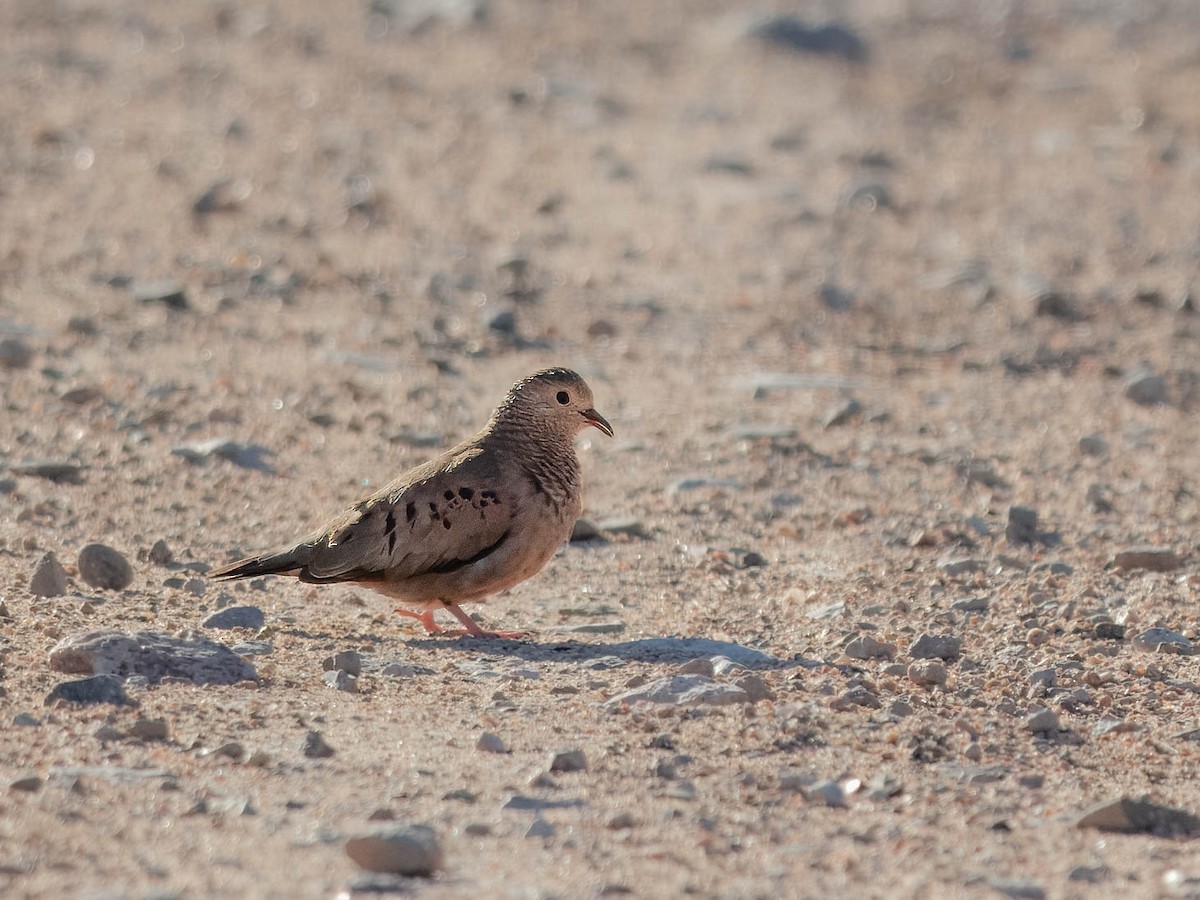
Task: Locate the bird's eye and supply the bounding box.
[556,390,570,405]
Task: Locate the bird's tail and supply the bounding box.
[209,546,305,581]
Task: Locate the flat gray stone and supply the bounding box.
[202,606,265,630]
[1077,797,1200,836]
[344,825,441,875]
[909,633,962,661]
[606,674,751,707]
[49,629,257,684]
[30,552,68,598]
[77,544,133,591]
[1112,547,1183,572]
[45,674,134,707]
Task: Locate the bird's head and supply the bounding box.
[498,368,614,439]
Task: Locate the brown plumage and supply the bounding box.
[209,368,613,638]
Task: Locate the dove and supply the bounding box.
[209,368,612,638]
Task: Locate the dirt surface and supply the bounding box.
[2,1,1200,897]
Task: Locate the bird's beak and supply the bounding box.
[581,408,614,437]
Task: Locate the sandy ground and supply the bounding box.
[1,0,1199,897]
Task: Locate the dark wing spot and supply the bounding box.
[427,530,511,575]
[388,530,398,555]
[458,487,474,500]
[384,510,397,534]
[443,489,455,501]
[406,502,417,523]
[442,518,452,529]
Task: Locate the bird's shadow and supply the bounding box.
[401,635,815,671]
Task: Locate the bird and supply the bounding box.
[209,368,613,638]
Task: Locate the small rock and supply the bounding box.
[50,630,256,684]
[45,674,134,707]
[988,877,1045,900]
[10,776,42,793]
[908,661,947,687]
[1124,366,1168,406]
[733,674,776,702]
[845,635,896,661]
[203,606,265,630]
[909,634,962,661]
[1112,547,1183,572]
[476,733,508,754]
[30,552,69,598]
[323,670,358,693]
[344,825,442,876]
[831,687,881,710]
[569,518,603,541]
[148,540,174,566]
[606,675,751,707]
[1133,627,1192,655]
[1077,797,1200,836]
[12,713,40,727]
[1006,506,1039,545]
[77,544,133,591]
[938,558,986,577]
[171,438,274,473]
[822,397,862,429]
[302,730,335,759]
[1078,434,1108,457]
[607,812,636,830]
[549,749,588,773]
[1067,866,1111,884]
[809,780,846,808]
[322,650,363,677]
[132,279,189,310]
[1033,290,1080,321]
[380,662,436,678]
[128,718,170,741]
[748,16,869,63]
[1026,707,1060,733]
[10,460,86,484]
[596,517,651,539]
[0,337,34,369]
[525,818,556,840]
[1093,622,1126,641]
[677,658,715,677]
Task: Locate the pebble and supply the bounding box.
[323,650,363,677]
[1006,506,1039,545]
[545,621,627,635]
[950,596,989,613]
[128,718,170,741]
[323,670,358,693]
[845,635,896,661]
[231,641,275,656]
[148,539,174,566]
[77,544,133,591]
[0,337,33,369]
[1032,290,1080,321]
[525,818,556,840]
[549,749,588,773]
[822,397,862,429]
[12,713,40,727]
[746,16,869,63]
[45,674,134,707]
[938,558,985,577]
[909,633,962,661]
[1132,627,1192,655]
[1124,366,1168,406]
[1025,707,1060,733]
[10,776,43,793]
[831,687,881,710]
[132,279,189,310]
[11,460,86,484]
[29,552,68,597]
[1112,547,1182,572]
[1078,434,1108,457]
[476,733,508,754]
[171,438,274,473]
[988,877,1045,900]
[908,661,947,687]
[1076,797,1200,836]
[809,780,846,808]
[302,730,335,759]
[677,658,715,677]
[606,675,751,707]
[203,606,265,630]
[595,517,650,539]
[344,825,442,876]
[1093,622,1125,640]
[50,630,257,684]
[380,662,436,678]
[733,674,776,702]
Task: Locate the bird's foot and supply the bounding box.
[394,608,444,634]
[446,604,527,639]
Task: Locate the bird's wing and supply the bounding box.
[299,444,519,583]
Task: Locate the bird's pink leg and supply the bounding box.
[445,604,527,639]
[394,608,444,634]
